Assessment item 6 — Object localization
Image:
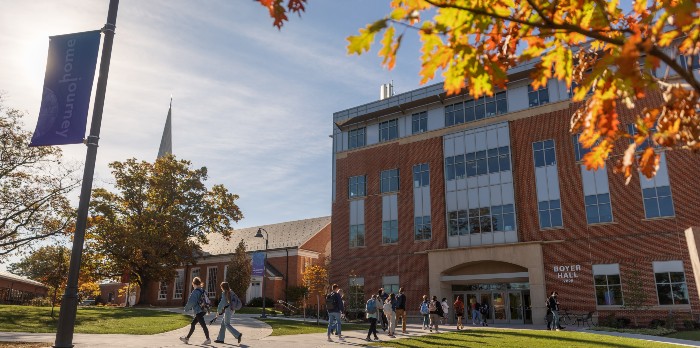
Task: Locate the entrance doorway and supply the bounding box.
[453,283,531,324]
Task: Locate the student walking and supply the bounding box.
[419,295,430,330]
[383,293,397,337]
[428,296,443,332]
[214,282,242,344]
[377,288,389,331]
[180,277,211,345]
[365,294,380,341]
[395,287,407,333]
[470,299,482,326]
[440,297,450,325]
[326,284,344,342]
[454,296,465,330]
[547,291,561,331]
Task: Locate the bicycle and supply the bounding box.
[557,309,575,326]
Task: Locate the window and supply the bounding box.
[445,146,511,181]
[383,275,399,295]
[585,193,612,224]
[679,54,700,71]
[379,119,399,142]
[445,92,507,127]
[206,267,218,299]
[448,204,514,235]
[412,111,427,134]
[158,282,168,300]
[491,204,515,232]
[528,85,550,107]
[413,163,429,188]
[348,277,365,311]
[348,175,366,198]
[349,223,365,247]
[593,264,623,306]
[654,261,689,305]
[414,216,432,240]
[533,140,556,168]
[538,199,563,229]
[348,127,366,149]
[626,124,658,152]
[572,134,591,162]
[380,169,399,193]
[533,140,563,229]
[468,207,491,233]
[448,210,469,236]
[173,269,184,299]
[642,186,675,218]
[382,220,398,244]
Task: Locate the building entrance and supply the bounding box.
[453,283,531,324]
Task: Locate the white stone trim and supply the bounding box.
[441,272,529,282]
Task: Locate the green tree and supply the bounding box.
[226,240,252,302]
[85,154,243,305]
[0,95,78,258]
[261,0,700,180]
[623,267,650,328]
[9,245,69,317]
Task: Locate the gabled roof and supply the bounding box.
[200,216,331,256]
[0,270,47,288]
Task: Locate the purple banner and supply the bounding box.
[30,30,101,146]
[252,252,265,277]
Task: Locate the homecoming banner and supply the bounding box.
[30,30,101,146]
[252,252,265,277]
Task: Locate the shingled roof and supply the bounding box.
[200,216,331,256]
[0,270,47,288]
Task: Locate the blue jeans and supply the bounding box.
[216,309,241,342]
[422,314,429,328]
[551,310,560,329]
[472,310,481,324]
[327,312,342,336]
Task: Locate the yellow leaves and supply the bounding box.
[658,31,679,47]
[582,139,613,171]
[347,19,388,55]
[379,26,403,70]
[638,147,660,179]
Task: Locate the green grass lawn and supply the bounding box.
[0,305,191,335]
[368,329,679,347]
[260,318,367,336]
[666,330,700,341]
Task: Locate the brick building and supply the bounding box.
[331,63,700,325]
[100,216,331,307]
[0,270,47,304]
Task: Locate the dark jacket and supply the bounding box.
[327,292,344,313]
[396,293,406,310]
[547,296,559,311]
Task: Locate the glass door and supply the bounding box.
[508,291,524,323]
[522,290,532,324]
[492,292,507,323]
[480,293,491,324]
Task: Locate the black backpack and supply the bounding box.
[325,292,338,311]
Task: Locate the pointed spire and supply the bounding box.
[157,97,173,159]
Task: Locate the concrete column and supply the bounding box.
[684,227,700,305]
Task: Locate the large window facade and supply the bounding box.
[533,140,563,229]
[206,267,218,299]
[158,282,168,300]
[173,269,184,299]
[654,261,689,305]
[412,111,428,134]
[348,277,365,311]
[445,146,510,181]
[413,163,431,241]
[348,175,366,198]
[639,153,675,219]
[445,92,507,127]
[380,169,399,193]
[350,200,365,248]
[528,85,550,107]
[348,127,366,149]
[382,194,399,244]
[379,119,399,142]
[593,264,623,306]
[382,275,399,295]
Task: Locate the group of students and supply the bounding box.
[452,295,490,330]
[179,276,243,345]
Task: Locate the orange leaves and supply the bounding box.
[379,26,404,70]
[258,0,307,29]
[347,19,388,55]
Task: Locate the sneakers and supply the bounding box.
[237,333,242,344]
[366,337,372,341]
[179,336,188,344]
[374,336,379,340]
[327,336,332,342]
[202,338,211,345]
[214,340,224,343]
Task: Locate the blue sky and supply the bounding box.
[0,0,430,247]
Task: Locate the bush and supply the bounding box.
[589,326,677,336]
[597,313,631,328]
[665,312,676,330]
[247,297,275,307]
[649,319,666,329]
[683,320,697,330]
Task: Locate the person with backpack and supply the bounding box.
[419,295,430,330]
[440,297,450,325]
[479,301,490,326]
[214,282,242,344]
[547,291,563,331]
[179,277,211,345]
[395,287,407,334]
[377,288,389,331]
[453,296,465,330]
[428,295,442,332]
[383,293,397,337]
[326,284,344,342]
[365,294,380,341]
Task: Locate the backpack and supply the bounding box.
[197,289,211,313]
[435,301,444,316]
[325,292,338,311]
[382,301,393,313]
[366,298,377,313]
[474,302,481,311]
[229,291,243,311]
[428,300,437,312]
[480,303,489,315]
[420,301,429,315]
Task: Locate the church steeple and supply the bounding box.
[157,98,173,158]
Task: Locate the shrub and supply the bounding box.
[247,297,275,307]
[683,320,697,330]
[617,317,631,328]
[665,312,676,330]
[649,319,666,329]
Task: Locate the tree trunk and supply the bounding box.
[316,294,320,326]
[137,278,151,306]
[51,287,58,318]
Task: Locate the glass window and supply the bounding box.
[379,119,399,142]
[206,267,218,299]
[173,269,184,299]
[528,85,549,107]
[348,277,365,311]
[380,169,400,193]
[350,224,365,247]
[158,281,168,300]
[572,133,592,162]
[538,199,563,229]
[642,186,675,218]
[383,276,400,295]
[585,193,613,224]
[491,204,515,231]
[533,140,556,168]
[414,216,432,240]
[445,92,506,126]
[348,127,366,149]
[348,175,367,198]
[412,111,428,134]
[656,271,689,305]
[413,163,430,188]
[382,220,399,244]
[594,273,623,306]
[626,124,658,152]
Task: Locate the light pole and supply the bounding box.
[254,227,269,318]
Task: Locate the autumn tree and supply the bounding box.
[85,154,243,305]
[226,240,252,303]
[261,0,700,180]
[0,95,78,258]
[623,267,649,328]
[302,264,328,324]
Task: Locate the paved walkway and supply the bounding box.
[3,312,700,347]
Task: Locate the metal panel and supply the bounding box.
[535,166,549,201]
[382,195,390,221]
[581,165,597,196]
[367,123,379,145]
[479,187,491,207]
[390,194,398,220]
[457,189,468,210]
[427,106,444,131]
[490,185,503,206]
[546,166,561,200]
[475,131,487,151]
[422,186,431,215]
[507,85,529,112]
[486,128,499,149]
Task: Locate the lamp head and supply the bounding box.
[255,228,264,238]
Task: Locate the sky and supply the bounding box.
[0,1,429,267]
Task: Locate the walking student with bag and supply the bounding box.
[419,295,430,330]
[214,282,243,344]
[453,296,465,330]
[395,287,407,333]
[383,293,397,337]
[428,295,442,333]
[326,284,344,342]
[377,288,389,331]
[365,294,380,341]
[179,277,211,345]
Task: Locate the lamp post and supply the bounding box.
[254,227,269,318]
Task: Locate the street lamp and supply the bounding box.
[254,227,269,318]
